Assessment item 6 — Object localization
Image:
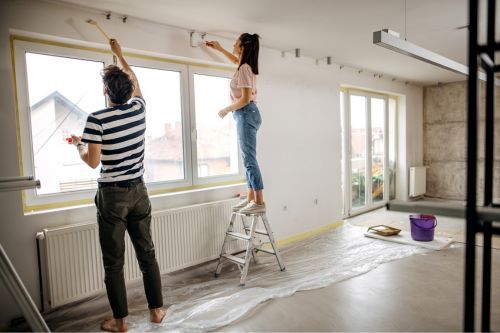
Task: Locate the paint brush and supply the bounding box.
[85,19,117,64]
[85,19,111,40]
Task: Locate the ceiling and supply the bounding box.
[57,0,499,86]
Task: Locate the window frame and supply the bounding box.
[12,36,245,212]
[188,65,245,185]
[126,58,193,193]
[14,40,111,209]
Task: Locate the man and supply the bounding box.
[71,39,165,332]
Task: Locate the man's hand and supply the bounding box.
[69,135,82,146]
[110,39,123,58]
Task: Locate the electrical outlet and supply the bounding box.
[283,205,287,211]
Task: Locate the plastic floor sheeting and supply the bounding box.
[44,223,449,332]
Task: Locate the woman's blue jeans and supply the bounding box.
[233,102,264,190]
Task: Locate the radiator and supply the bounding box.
[37,198,242,309]
[409,166,427,197]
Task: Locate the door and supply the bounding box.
[342,90,389,216]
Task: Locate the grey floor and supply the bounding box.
[222,246,500,332]
[221,207,500,332]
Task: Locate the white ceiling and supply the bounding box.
[58,0,499,85]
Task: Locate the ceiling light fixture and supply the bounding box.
[373,29,487,81]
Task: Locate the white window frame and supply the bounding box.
[126,58,193,193]
[13,37,244,212]
[341,88,390,217]
[188,65,245,185]
[14,40,111,209]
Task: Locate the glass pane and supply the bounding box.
[340,91,345,215]
[371,98,385,203]
[389,98,397,200]
[350,95,366,208]
[25,52,104,195]
[193,74,238,178]
[132,66,184,183]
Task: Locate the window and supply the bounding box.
[340,91,345,216]
[25,52,104,195]
[371,97,385,204]
[350,95,367,208]
[192,73,239,179]
[388,97,397,200]
[131,66,184,183]
[13,37,243,211]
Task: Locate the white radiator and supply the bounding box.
[409,166,427,197]
[37,199,242,309]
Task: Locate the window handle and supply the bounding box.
[191,128,197,142]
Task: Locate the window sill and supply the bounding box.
[24,181,246,216]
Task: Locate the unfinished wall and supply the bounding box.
[424,81,500,202]
[0,0,422,327]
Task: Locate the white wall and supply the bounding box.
[0,0,422,326]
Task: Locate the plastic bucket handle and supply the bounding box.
[411,217,437,230]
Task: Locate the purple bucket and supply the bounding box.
[409,214,437,241]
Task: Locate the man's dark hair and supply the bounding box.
[238,33,260,75]
[102,65,134,105]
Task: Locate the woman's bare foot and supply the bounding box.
[149,307,166,323]
[100,318,128,332]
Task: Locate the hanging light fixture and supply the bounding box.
[373,0,489,82]
[373,29,486,81]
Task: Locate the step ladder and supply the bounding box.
[214,211,285,286]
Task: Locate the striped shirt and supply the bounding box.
[81,96,146,183]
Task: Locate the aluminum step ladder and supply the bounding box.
[214,211,285,286]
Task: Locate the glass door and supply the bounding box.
[342,90,389,216]
[350,94,368,209]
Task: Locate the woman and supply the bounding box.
[206,33,265,214]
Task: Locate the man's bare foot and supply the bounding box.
[100,318,128,332]
[149,307,166,323]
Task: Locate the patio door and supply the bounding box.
[342,90,389,216]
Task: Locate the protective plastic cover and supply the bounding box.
[45,224,443,332]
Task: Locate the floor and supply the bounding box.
[26,206,500,332]
[222,206,500,332]
[222,246,500,332]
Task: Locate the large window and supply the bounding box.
[14,38,243,210]
[192,74,239,179]
[25,52,104,195]
[131,66,184,183]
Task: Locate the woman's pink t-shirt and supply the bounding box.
[230,63,257,104]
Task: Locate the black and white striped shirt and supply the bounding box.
[81,96,146,183]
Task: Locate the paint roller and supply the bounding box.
[85,19,117,64]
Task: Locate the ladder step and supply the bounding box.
[255,247,276,255]
[221,253,246,265]
[244,227,269,235]
[226,231,251,241]
[234,211,264,216]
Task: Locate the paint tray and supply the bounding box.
[367,225,401,236]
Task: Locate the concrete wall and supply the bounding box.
[424,81,500,202]
[0,0,422,326]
